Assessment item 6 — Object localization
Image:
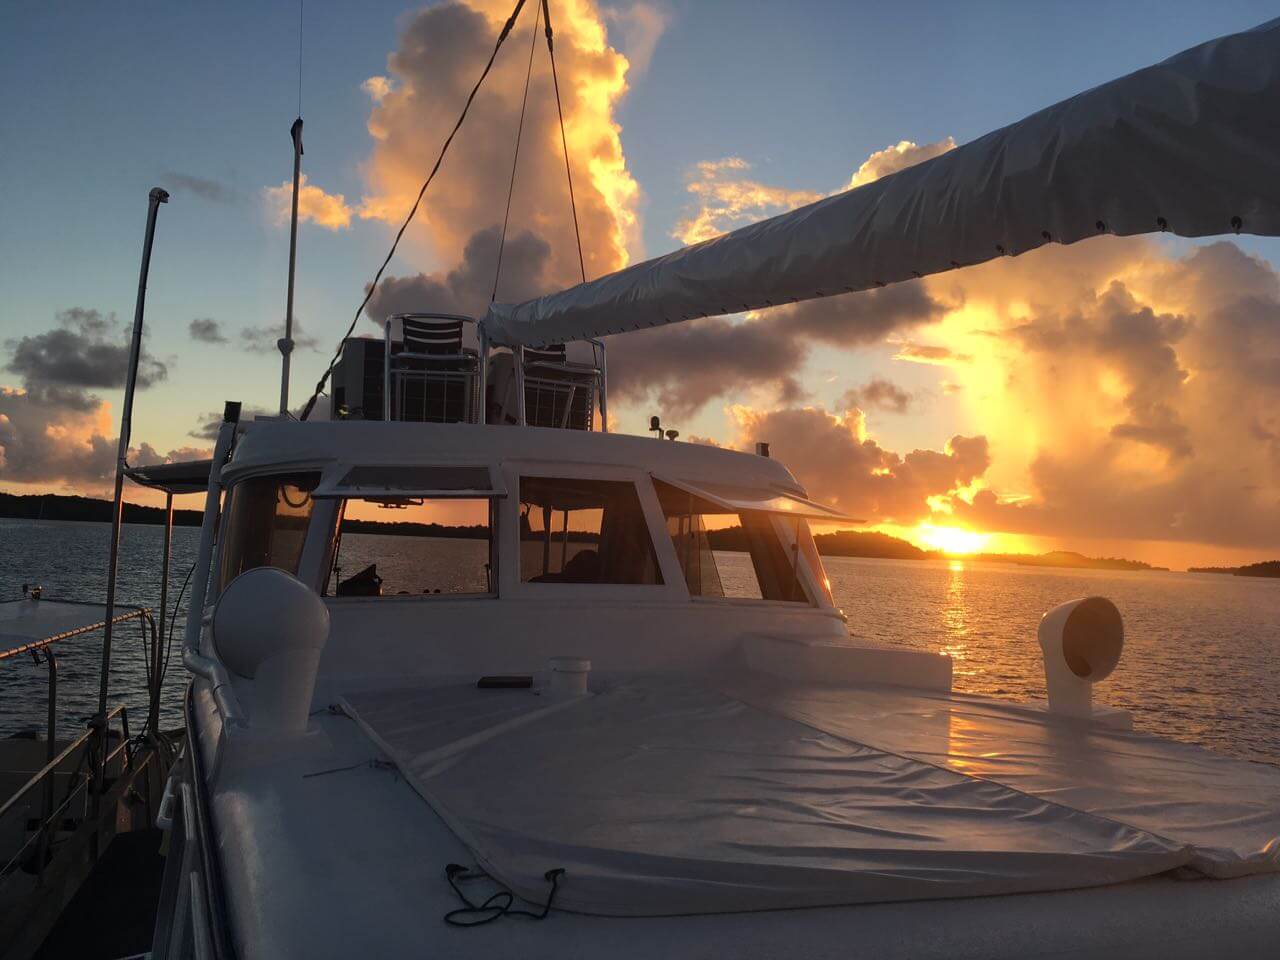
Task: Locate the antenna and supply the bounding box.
[280,1,305,416]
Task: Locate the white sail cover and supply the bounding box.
[343,675,1280,916]
[484,18,1280,347]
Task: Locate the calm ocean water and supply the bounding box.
[2,518,1278,763]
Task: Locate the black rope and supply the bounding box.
[492,0,542,303]
[542,0,587,284]
[158,560,197,704]
[299,0,530,421]
[443,864,564,926]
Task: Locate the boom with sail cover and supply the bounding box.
[484,18,1280,348]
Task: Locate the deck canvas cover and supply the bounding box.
[484,18,1280,347]
[343,676,1280,916]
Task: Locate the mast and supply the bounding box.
[95,186,167,790]
[280,116,303,416]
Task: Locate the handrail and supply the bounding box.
[0,704,128,823]
[0,704,131,885]
[182,402,246,730]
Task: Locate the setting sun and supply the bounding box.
[916,524,989,555]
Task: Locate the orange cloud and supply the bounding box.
[845,137,956,189]
[263,173,358,231]
[358,0,643,288]
[672,137,955,245]
[672,158,823,244]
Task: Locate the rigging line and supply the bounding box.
[492,0,543,303]
[300,0,530,422]
[542,0,586,284]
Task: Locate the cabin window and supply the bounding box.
[325,498,495,597]
[519,477,662,585]
[219,473,319,590]
[655,480,813,603]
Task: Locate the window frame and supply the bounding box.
[319,494,501,603]
[215,471,322,595]
[502,463,686,601]
[653,478,833,609]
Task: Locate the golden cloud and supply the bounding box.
[358,0,647,288]
[263,173,358,231]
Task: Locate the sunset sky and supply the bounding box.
[4,1,1280,569]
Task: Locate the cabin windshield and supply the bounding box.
[218,473,319,590]
[326,497,495,597]
[519,477,662,585]
[655,480,826,604]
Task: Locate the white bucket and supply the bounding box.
[549,657,591,696]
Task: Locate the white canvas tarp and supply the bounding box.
[340,676,1280,916]
[484,18,1280,347]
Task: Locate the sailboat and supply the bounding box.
[11,12,1280,960]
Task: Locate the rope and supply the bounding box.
[492,1,543,303]
[300,0,530,421]
[443,864,565,926]
[542,0,587,284]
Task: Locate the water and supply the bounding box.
[2,519,1277,763]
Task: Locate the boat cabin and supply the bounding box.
[206,417,856,691]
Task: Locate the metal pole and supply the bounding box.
[279,117,304,416]
[516,345,527,426]
[95,187,167,790]
[477,322,488,425]
[151,492,173,735]
[384,318,392,421]
[594,339,608,433]
[37,651,57,882]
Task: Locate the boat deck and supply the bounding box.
[198,670,1280,959]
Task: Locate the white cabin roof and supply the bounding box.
[223,419,806,494]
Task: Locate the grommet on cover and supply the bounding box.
[1231,215,1243,233]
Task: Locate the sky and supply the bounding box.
[3,0,1280,569]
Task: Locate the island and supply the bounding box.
[1187,560,1280,579]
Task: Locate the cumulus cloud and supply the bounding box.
[188,317,227,343]
[365,226,553,323]
[239,317,320,353]
[846,377,914,414]
[672,158,823,245]
[892,342,972,366]
[602,2,669,77]
[920,238,1280,551]
[263,173,357,231]
[163,172,239,205]
[845,138,956,190]
[361,75,393,102]
[730,400,989,524]
[672,136,955,246]
[359,0,642,285]
[0,308,186,489]
[609,316,806,417]
[608,281,945,418]
[6,308,166,390]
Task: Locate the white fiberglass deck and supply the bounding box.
[337,673,1280,918]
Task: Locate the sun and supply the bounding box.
[916,524,989,555]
